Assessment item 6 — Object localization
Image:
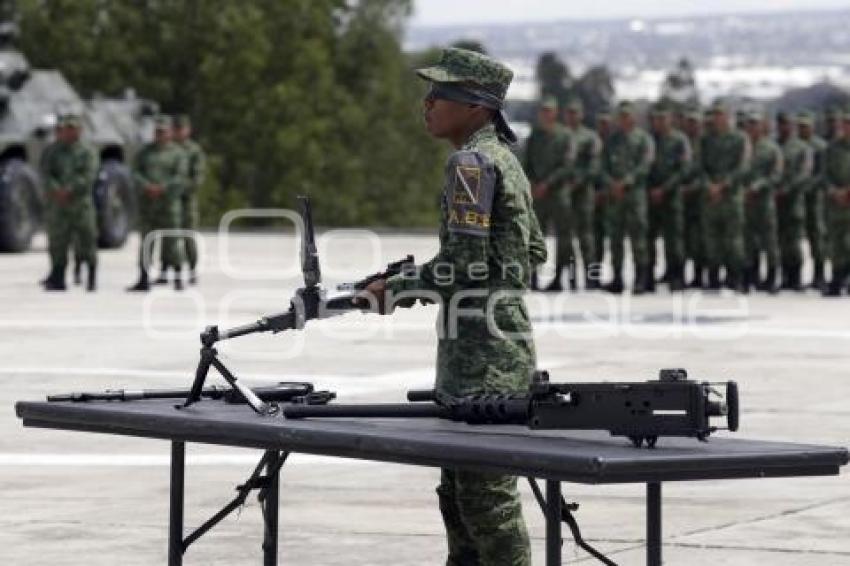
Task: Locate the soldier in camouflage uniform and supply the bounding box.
[592,111,613,285]
[798,111,829,290]
[563,99,602,289]
[368,48,545,566]
[743,112,783,293]
[600,101,654,294]
[824,108,842,143]
[127,115,189,292]
[681,108,705,288]
[163,115,206,285]
[823,112,850,296]
[647,103,692,291]
[775,112,814,291]
[40,113,99,291]
[700,103,751,292]
[522,96,573,291]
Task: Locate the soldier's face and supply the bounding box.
[798,124,812,139]
[65,125,81,143]
[537,107,557,128]
[683,118,700,137]
[842,120,850,138]
[422,96,478,140]
[650,115,668,132]
[175,126,191,141]
[744,121,760,139]
[564,109,581,128]
[617,112,635,131]
[155,127,172,144]
[777,121,792,138]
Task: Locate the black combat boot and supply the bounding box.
[530,272,540,291]
[823,268,845,297]
[729,269,747,294]
[790,263,804,292]
[154,270,169,285]
[544,265,564,292]
[689,262,704,288]
[668,263,685,292]
[604,273,624,294]
[43,265,67,291]
[189,270,198,286]
[585,272,601,290]
[645,265,656,292]
[765,264,780,294]
[811,260,825,291]
[73,261,82,286]
[127,269,150,292]
[707,267,721,290]
[780,264,793,290]
[632,265,649,295]
[174,270,184,291]
[86,262,97,292]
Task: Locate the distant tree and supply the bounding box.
[535,51,572,106]
[451,39,487,54]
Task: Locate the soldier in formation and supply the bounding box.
[40,113,98,292]
[127,115,189,291]
[523,94,848,296]
[824,112,850,296]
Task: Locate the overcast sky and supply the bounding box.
[412,0,850,27]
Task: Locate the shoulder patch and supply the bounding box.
[446,150,496,237]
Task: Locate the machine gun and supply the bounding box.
[180,196,414,415]
[47,382,335,406]
[283,369,740,448]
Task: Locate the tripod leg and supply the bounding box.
[211,357,272,414]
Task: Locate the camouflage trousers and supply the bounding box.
[683,187,703,265]
[805,189,827,262]
[648,192,685,275]
[435,299,534,566]
[569,184,596,275]
[534,191,572,267]
[46,205,97,271]
[777,197,805,267]
[181,192,200,270]
[593,192,607,265]
[702,199,745,272]
[745,197,779,267]
[607,188,649,274]
[138,200,184,272]
[827,201,850,272]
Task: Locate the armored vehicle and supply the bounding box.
[0,24,156,252]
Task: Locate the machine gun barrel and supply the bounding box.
[284,402,444,419]
[49,382,321,404]
[336,255,415,292]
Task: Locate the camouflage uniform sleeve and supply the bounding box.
[69,146,97,200]
[166,147,189,199]
[387,150,495,302]
[41,147,60,194]
[626,132,654,187]
[825,144,846,191]
[543,132,575,189]
[729,133,752,186]
[662,134,692,195]
[132,148,151,189]
[760,145,784,193]
[527,194,547,267]
[786,143,813,195]
[579,133,603,188]
[192,145,207,189]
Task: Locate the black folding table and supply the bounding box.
[15,398,848,566]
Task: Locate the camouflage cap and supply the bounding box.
[154,114,173,129]
[417,47,513,102]
[650,102,672,117]
[174,114,191,128]
[59,113,82,128]
[683,107,702,121]
[708,100,729,114]
[539,95,558,110]
[796,110,815,126]
[564,98,584,113]
[616,100,636,116]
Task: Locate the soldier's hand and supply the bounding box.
[708,183,722,203]
[594,192,606,206]
[532,182,549,199]
[611,181,625,201]
[52,187,71,205]
[358,278,391,315]
[145,184,164,198]
[650,187,664,205]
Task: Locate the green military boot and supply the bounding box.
[86,262,97,292]
[632,265,649,295]
[823,268,845,297]
[43,265,67,292]
[689,262,704,289]
[668,263,685,292]
[707,267,721,290]
[604,273,624,294]
[810,261,825,291]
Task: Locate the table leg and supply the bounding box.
[169,441,185,566]
[545,480,562,566]
[262,451,281,566]
[647,482,662,566]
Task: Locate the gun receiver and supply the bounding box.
[283,369,740,448]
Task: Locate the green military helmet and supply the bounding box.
[539,95,558,110]
[174,114,192,128]
[154,114,173,130]
[616,100,636,116]
[796,110,815,126]
[649,101,672,117]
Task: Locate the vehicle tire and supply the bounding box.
[95,159,134,249]
[0,159,41,253]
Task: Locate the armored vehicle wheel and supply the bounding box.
[95,159,134,249]
[0,158,41,252]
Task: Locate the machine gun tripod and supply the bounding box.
[179,196,415,414]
